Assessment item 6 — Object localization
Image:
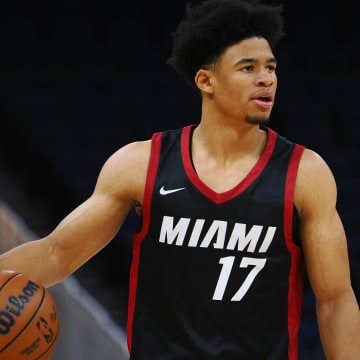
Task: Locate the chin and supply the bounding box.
[245,114,271,125]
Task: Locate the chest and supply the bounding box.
[193,155,260,194]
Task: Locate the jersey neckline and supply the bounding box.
[181,124,277,204]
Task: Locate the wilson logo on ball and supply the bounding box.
[0,281,40,335]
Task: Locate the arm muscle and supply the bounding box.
[0,140,151,287]
[295,149,360,359]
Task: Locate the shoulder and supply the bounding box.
[294,148,337,217]
[94,140,152,204]
[104,140,152,172]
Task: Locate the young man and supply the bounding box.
[1,0,359,359]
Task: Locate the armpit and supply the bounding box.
[134,201,143,216]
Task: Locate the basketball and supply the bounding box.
[0,270,59,360]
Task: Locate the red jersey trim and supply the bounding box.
[181,124,277,204]
[284,144,305,360]
[127,132,162,353]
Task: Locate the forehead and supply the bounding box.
[221,37,274,65]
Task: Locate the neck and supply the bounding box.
[193,107,268,167]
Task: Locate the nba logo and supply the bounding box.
[36,317,54,344]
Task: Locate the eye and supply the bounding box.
[241,66,253,72]
[267,65,276,73]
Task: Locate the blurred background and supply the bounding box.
[0,1,359,359]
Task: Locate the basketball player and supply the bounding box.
[1,0,359,359]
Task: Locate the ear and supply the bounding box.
[194,69,214,94]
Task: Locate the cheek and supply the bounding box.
[221,79,247,102]
[214,74,250,109]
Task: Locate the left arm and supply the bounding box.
[295,149,360,359]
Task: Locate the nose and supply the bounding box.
[255,69,274,87]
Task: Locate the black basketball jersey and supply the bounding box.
[127,125,305,360]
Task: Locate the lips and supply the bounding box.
[251,91,274,109]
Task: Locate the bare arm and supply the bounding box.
[295,149,360,359]
[0,140,150,288]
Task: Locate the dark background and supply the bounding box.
[0,1,359,359]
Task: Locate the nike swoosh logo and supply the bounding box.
[160,186,186,195]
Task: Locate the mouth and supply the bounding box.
[251,95,274,109]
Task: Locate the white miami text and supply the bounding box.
[159,216,276,253]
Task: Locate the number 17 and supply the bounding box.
[213,256,267,301]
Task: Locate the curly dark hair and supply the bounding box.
[167,0,285,89]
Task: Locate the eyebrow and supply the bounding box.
[234,57,277,67]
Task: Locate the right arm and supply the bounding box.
[0,140,151,288]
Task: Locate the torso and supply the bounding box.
[127,125,306,359]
